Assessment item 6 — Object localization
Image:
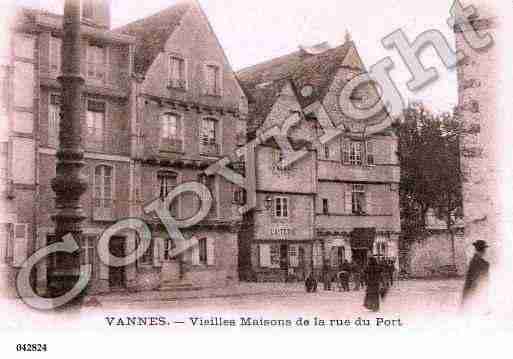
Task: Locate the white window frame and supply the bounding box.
[86,43,108,84]
[48,93,61,147]
[199,117,221,156]
[93,164,114,217]
[86,99,106,148]
[157,171,180,219]
[200,117,218,145]
[204,62,223,96]
[350,141,363,165]
[198,173,218,218]
[274,196,289,219]
[79,235,96,278]
[351,184,366,215]
[168,55,187,90]
[50,36,62,75]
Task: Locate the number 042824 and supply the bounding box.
[16,344,48,352]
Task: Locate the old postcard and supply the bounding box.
[0,0,511,357]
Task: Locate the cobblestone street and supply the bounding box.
[87,279,465,325]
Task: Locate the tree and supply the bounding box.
[396,103,463,269]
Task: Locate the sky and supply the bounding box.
[4,0,461,113]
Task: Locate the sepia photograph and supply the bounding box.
[0,0,511,356]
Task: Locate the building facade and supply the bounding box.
[237,40,401,282]
[0,0,247,296]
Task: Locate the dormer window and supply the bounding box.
[169,56,186,90]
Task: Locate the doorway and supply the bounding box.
[109,236,126,289]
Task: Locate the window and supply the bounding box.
[0,65,8,113]
[79,236,96,278]
[158,171,177,201]
[86,100,105,146]
[270,244,280,268]
[138,236,154,266]
[233,185,246,205]
[87,44,106,83]
[160,113,181,151]
[366,141,374,165]
[50,36,62,74]
[200,118,219,155]
[350,142,363,165]
[48,94,61,147]
[200,118,217,145]
[322,198,329,215]
[169,56,186,89]
[94,165,113,217]
[275,197,289,218]
[198,174,217,218]
[82,0,94,19]
[199,238,207,265]
[352,184,366,215]
[205,64,220,95]
[0,142,8,191]
[323,144,330,159]
[14,34,35,60]
[161,113,178,139]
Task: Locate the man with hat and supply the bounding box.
[462,240,490,311]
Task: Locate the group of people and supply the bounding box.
[304,240,492,314]
[304,257,397,312]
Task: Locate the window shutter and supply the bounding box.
[289,245,299,267]
[207,238,215,266]
[366,187,372,215]
[345,187,352,214]
[125,234,136,282]
[342,139,350,164]
[12,224,28,267]
[259,244,271,268]
[153,237,163,267]
[366,141,374,165]
[191,242,200,265]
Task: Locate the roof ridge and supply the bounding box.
[114,1,193,33]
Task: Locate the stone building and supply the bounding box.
[0,0,247,296]
[453,2,498,264]
[237,40,401,282]
[116,1,247,291]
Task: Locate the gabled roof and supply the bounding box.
[115,1,194,76]
[244,78,293,137]
[238,41,356,136]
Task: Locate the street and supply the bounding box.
[1,279,470,330]
[87,279,465,328]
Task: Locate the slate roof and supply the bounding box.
[237,41,356,136]
[115,1,193,76]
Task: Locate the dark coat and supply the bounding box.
[462,254,490,304]
[364,264,382,311]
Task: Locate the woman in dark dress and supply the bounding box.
[364,257,382,312]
